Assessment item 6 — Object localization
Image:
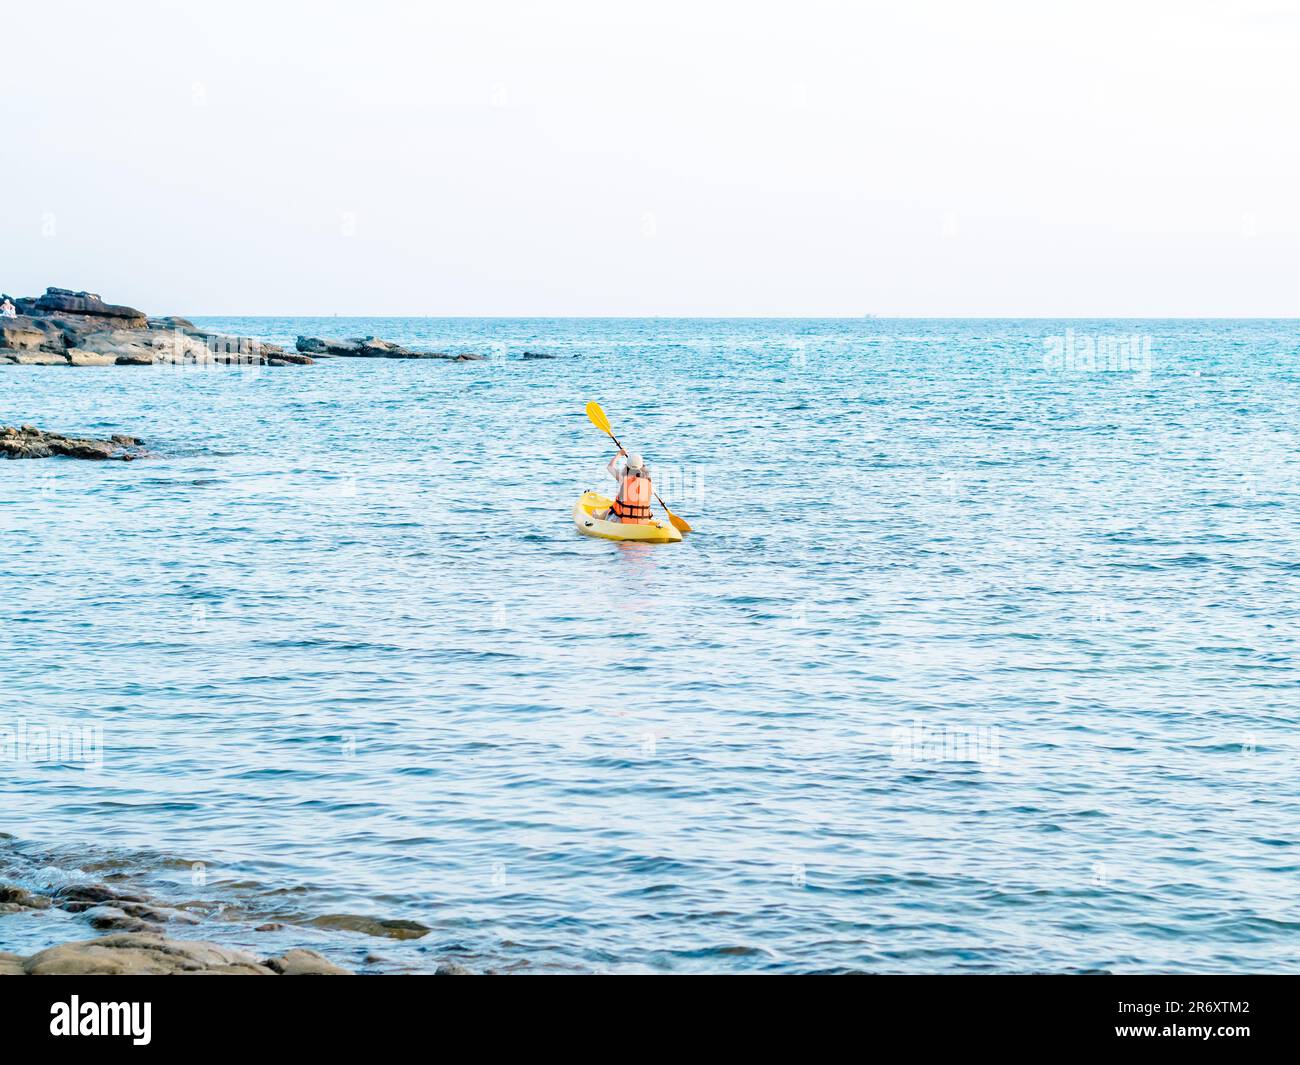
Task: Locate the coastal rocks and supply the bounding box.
[52,882,145,907]
[1,350,67,366]
[17,287,148,327]
[308,913,431,940]
[0,320,46,351]
[263,948,350,976]
[435,961,474,975]
[0,886,51,910]
[266,351,314,366]
[0,286,311,368]
[83,905,163,934]
[20,934,280,976]
[67,351,119,367]
[296,334,434,358]
[295,335,486,361]
[0,881,354,975]
[3,934,355,976]
[1,426,146,461]
[146,315,199,333]
[356,337,407,357]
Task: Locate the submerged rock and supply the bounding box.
[0,425,146,461]
[309,913,431,940]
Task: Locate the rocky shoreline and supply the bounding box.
[1,285,572,367]
[0,287,310,367]
[0,877,472,975]
[1,425,147,461]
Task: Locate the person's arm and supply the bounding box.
[606,448,627,482]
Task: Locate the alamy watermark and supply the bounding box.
[1043,329,1152,376]
[0,720,103,768]
[891,718,1000,768]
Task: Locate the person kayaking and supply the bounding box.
[605,447,654,525]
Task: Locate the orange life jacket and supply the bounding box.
[612,472,653,524]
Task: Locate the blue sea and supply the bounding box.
[2,318,1298,973]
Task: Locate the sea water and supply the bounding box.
[1,318,1298,972]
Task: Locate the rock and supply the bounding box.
[8,351,69,365]
[295,334,459,360]
[254,923,285,932]
[357,337,407,357]
[84,905,162,933]
[147,316,199,333]
[454,352,487,361]
[68,351,118,366]
[521,351,557,360]
[53,882,147,907]
[0,426,146,461]
[0,320,47,351]
[262,948,351,976]
[0,885,51,910]
[1,286,304,370]
[112,900,198,925]
[435,961,474,975]
[296,335,362,356]
[22,287,147,327]
[308,914,431,940]
[74,328,211,365]
[22,933,276,976]
[0,952,24,977]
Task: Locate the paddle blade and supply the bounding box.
[667,511,693,534]
[585,401,613,437]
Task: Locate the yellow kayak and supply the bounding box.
[573,491,683,543]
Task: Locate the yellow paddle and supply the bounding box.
[585,401,693,533]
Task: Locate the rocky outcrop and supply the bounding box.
[1,425,146,460]
[308,913,431,939]
[0,286,311,368]
[15,287,147,327]
[263,948,352,976]
[296,335,486,361]
[0,878,352,975]
[0,878,474,975]
[11,934,354,975]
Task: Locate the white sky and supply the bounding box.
[3,0,1299,316]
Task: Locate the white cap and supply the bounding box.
[626,453,645,471]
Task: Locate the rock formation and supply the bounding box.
[0,286,311,367]
[296,335,486,360]
[1,425,147,460]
